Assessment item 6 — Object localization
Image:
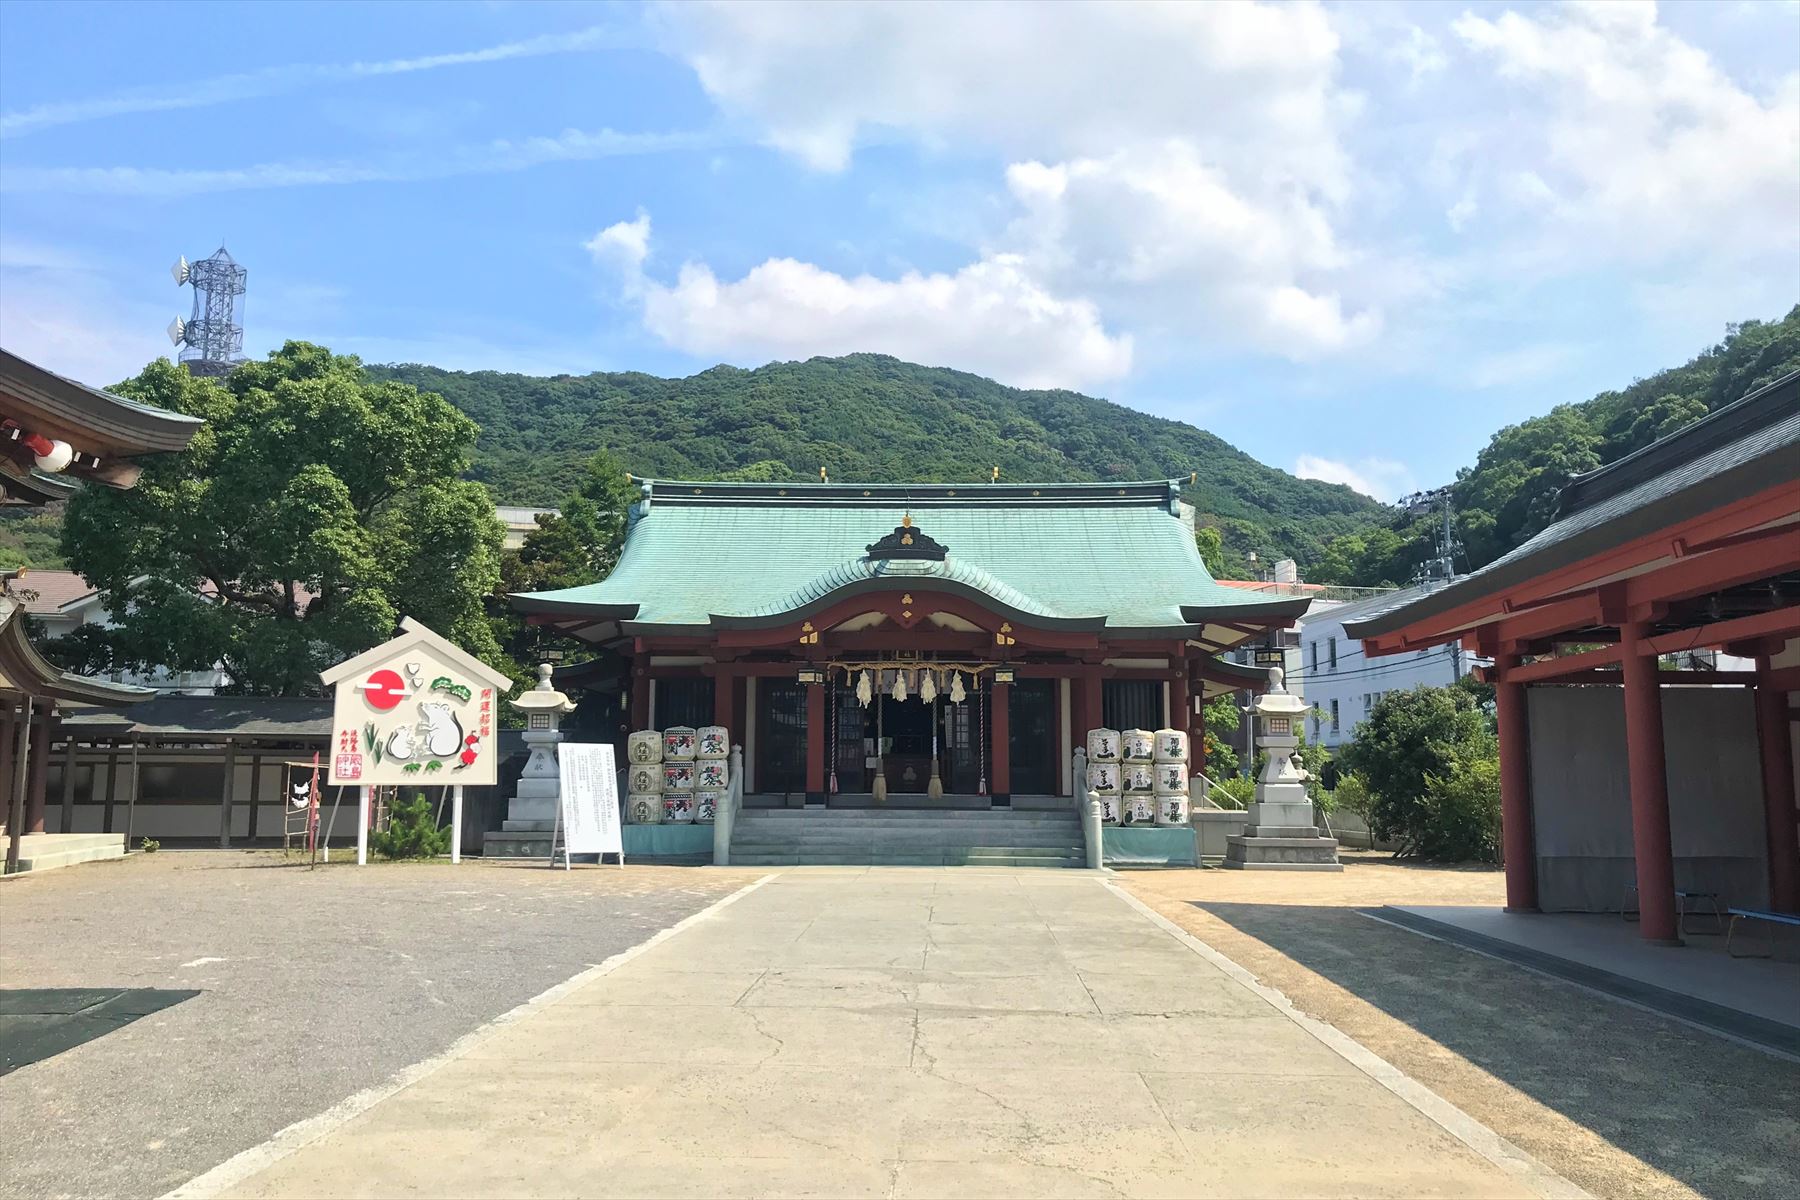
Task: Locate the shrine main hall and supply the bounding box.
[513,479,1305,807]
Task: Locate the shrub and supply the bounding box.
[1419,753,1502,862]
[1341,685,1497,861]
[138,837,160,853]
[1330,773,1373,824]
[1206,775,1256,809]
[371,791,449,861]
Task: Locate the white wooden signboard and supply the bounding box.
[321,618,513,789]
[556,742,624,868]
[318,617,516,865]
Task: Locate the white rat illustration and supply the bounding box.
[419,702,463,758]
[385,724,415,761]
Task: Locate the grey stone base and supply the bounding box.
[483,830,554,859]
[501,819,555,833]
[1222,832,1343,872]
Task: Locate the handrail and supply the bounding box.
[714,744,744,866]
[1191,770,1247,810]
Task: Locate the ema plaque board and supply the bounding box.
[320,618,514,788]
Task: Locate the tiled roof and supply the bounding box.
[61,694,330,738]
[515,479,1305,635]
[10,569,96,615]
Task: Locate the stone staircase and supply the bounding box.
[2,832,126,874]
[729,807,1085,867]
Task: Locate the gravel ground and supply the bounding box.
[1124,853,1800,1200]
[0,852,759,1200]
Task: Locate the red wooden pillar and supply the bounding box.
[990,680,1011,804]
[1620,622,1680,943]
[1494,656,1539,912]
[1755,654,1799,912]
[804,679,826,803]
[713,668,737,746]
[1170,673,1189,736]
[629,661,650,732]
[1079,669,1103,738]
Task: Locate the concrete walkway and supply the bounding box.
[188,870,1571,1199]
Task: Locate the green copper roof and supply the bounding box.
[514,480,1305,638]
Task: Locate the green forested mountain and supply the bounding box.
[1310,306,1800,586]
[365,354,1386,573]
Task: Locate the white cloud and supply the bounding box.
[1293,454,1413,502]
[1001,144,1379,358]
[587,215,1132,391]
[0,128,712,197]
[658,0,1349,191]
[1450,2,1800,264]
[652,3,1390,368]
[0,242,167,385]
[0,25,627,138]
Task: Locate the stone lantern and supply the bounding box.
[489,662,577,857]
[1223,667,1341,871]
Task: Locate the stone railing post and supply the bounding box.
[715,744,743,866]
[1084,790,1104,870]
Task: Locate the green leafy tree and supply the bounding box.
[59,344,505,694]
[1194,526,1227,577]
[492,450,638,672]
[1340,685,1494,859]
[1201,694,1241,778]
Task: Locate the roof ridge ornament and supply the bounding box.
[866,513,948,561]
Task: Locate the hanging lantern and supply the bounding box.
[892,669,908,702]
[949,671,966,704]
[856,670,873,708]
[920,669,938,704]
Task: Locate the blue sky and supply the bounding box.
[1,1,1795,501]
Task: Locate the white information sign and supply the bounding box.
[556,743,624,867]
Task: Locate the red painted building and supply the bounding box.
[1346,371,1799,941]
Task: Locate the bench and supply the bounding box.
[1621,883,1726,935]
[1726,908,1800,959]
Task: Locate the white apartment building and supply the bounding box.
[1297,580,1480,749]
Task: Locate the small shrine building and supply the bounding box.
[1345,370,1799,941]
[513,479,1307,807]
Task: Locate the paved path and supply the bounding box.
[0,853,753,1200]
[188,869,1570,1199]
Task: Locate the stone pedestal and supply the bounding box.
[1223,668,1341,872]
[485,663,576,859]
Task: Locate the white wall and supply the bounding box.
[1527,685,1769,911]
[1297,614,1475,749]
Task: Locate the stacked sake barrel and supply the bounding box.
[1119,728,1158,825]
[625,730,664,824]
[1153,727,1190,826]
[693,725,729,823]
[1085,728,1123,824]
[660,727,698,823]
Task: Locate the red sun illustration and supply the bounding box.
[359,668,407,711]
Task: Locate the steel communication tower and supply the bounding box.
[167,246,247,377]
